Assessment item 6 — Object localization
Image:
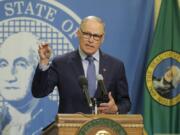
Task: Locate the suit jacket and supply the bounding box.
[32,50,131,114]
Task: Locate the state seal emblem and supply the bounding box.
[77,118,127,135]
[146,51,180,106]
[0,0,81,134]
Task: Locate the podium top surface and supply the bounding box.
[56,113,143,124]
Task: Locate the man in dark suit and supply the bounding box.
[31,16,131,114]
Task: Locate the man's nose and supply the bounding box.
[88,35,94,42]
[5,67,18,83]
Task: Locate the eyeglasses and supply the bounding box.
[80,28,103,41]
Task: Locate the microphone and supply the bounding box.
[96,74,108,96]
[79,76,93,107]
[96,74,109,106]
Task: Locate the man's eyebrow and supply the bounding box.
[14,57,29,65]
[0,58,8,63]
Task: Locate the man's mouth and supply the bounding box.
[86,44,94,48]
[5,86,19,89]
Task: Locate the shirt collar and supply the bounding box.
[78,47,100,62]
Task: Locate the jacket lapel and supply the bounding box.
[99,51,109,85]
[70,50,85,79]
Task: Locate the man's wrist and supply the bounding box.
[40,59,49,65]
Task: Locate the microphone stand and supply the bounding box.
[91,98,98,114]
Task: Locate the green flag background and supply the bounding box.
[144,0,180,134]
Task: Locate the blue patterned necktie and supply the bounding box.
[86,56,96,97]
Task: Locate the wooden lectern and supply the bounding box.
[42,114,143,135]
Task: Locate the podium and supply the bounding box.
[42,114,143,135]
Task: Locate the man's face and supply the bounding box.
[77,19,104,55]
[0,43,34,101]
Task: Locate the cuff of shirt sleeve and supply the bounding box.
[39,63,50,71]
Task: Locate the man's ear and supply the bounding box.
[101,34,105,44]
[76,29,81,38]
